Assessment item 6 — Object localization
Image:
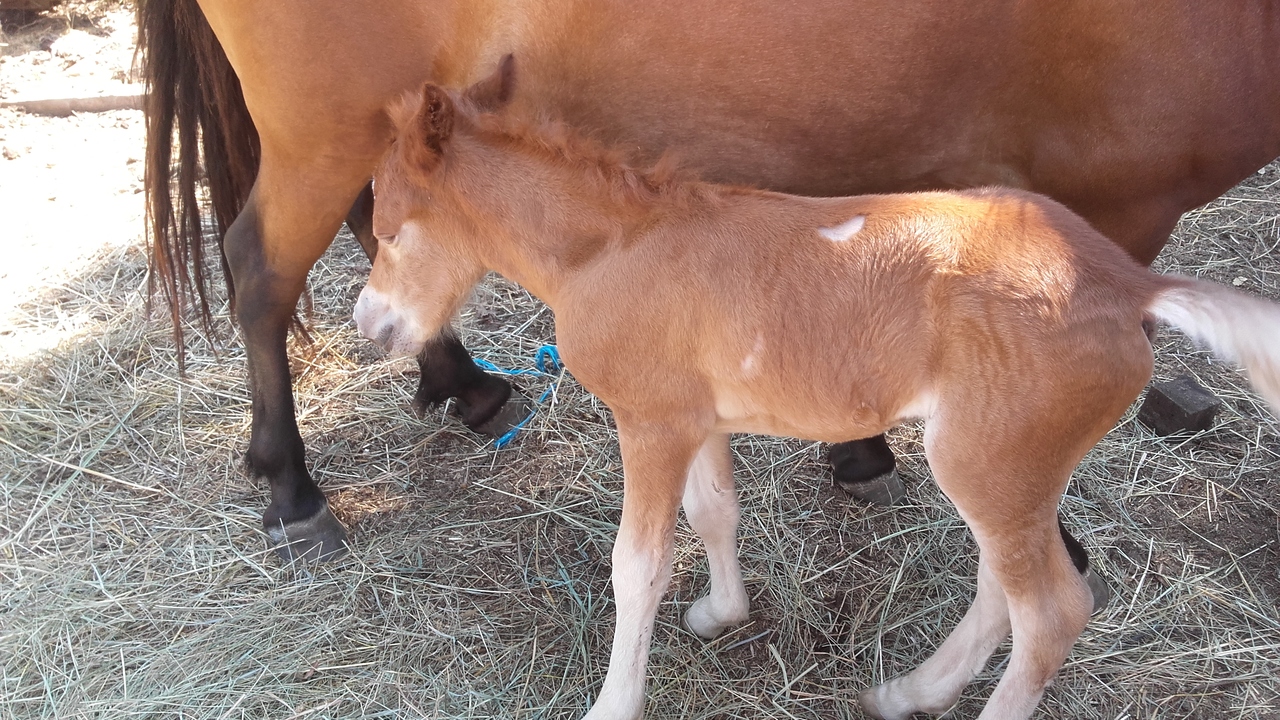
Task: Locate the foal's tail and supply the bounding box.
[137,0,259,362]
[1147,278,1280,414]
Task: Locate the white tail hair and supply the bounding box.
[1147,278,1280,416]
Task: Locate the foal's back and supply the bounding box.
[590,186,1162,441]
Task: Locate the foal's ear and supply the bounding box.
[463,54,516,112]
[416,83,455,153]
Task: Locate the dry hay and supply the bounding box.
[3,163,1279,719]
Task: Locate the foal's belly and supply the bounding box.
[712,412,890,445]
[708,374,924,444]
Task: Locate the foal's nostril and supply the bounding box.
[374,324,395,350]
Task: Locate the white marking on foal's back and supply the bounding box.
[818,214,866,242]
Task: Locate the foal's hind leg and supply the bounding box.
[859,454,1091,718]
[958,516,1094,720]
[859,553,1013,718]
[681,433,750,639]
[345,183,518,433]
[860,384,1135,719]
[858,523,1110,718]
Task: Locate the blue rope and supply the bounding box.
[472,345,564,449]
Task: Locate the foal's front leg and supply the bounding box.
[585,417,705,720]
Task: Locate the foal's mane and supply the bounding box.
[386,86,728,212]
[463,102,722,211]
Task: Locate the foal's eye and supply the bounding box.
[377,234,398,246]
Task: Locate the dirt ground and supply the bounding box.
[1,4,1278,720]
[0,2,142,359]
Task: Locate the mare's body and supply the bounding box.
[355,82,1280,720]
[139,0,1280,555]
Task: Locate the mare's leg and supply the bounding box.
[410,329,526,432]
[829,435,906,505]
[344,181,378,261]
[680,433,750,639]
[585,416,704,720]
[345,181,519,433]
[1059,517,1111,614]
[226,156,370,561]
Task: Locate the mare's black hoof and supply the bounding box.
[1083,568,1111,615]
[470,391,536,438]
[829,437,902,505]
[838,468,907,506]
[266,505,349,562]
[410,392,433,420]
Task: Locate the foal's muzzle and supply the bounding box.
[353,286,423,356]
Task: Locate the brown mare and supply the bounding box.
[138,0,1280,559]
[356,77,1280,720]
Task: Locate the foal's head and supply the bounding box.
[353,57,515,356]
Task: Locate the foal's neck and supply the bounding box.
[460,135,707,305]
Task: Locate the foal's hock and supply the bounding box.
[354,80,1280,720]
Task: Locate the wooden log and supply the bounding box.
[0,93,142,117]
[0,0,61,10]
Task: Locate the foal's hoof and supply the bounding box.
[1084,567,1111,615]
[856,686,904,720]
[682,595,749,640]
[469,391,536,439]
[838,468,906,506]
[266,505,349,562]
[857,681,937,720]
[856,689,885,720]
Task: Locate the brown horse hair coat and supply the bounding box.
[354,81,1280,720]
[135,0,1280,561]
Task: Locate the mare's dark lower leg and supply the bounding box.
[410,330,521,430]
[346,182,518,433]
[829,435,906,505]
[227,196,347,561]
[345,182,378,261]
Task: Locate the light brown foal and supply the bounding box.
[354,77,1280,720]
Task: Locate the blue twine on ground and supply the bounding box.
[472,345,563,449]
